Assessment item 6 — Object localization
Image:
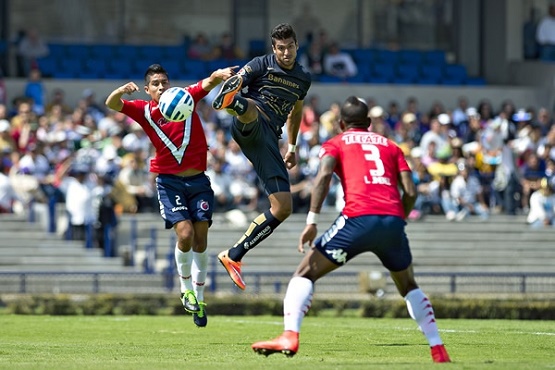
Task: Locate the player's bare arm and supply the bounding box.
[284,99,304,170]
[399,170,418,218]
[298,155,336,253]
[105,82,140,111]
[201,66,239,91]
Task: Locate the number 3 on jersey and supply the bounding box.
[362,144,390,185]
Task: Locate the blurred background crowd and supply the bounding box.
[1,79,555,235]
[1,0,555,254]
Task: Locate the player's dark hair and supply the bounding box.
[340,96,371,128]
[270,23,297,45]
[144,64,169,83]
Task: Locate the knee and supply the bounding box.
[175,229,194,251]
[272,202,292,221]
[238,102,258,122]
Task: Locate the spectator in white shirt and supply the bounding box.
[536,3,555,61]
[527,177,555,228]
[323,42,358,80]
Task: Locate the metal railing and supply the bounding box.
[1,271,554,295]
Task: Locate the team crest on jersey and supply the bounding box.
[157,117,170,126]
[198,200,210,211]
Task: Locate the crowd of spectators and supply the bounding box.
[1,63,555,243]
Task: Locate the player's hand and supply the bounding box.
[284,151,297,170]
[298,224,317,253]
[119,82,140,95]
[218,66,240,80]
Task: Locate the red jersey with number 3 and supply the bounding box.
[320,128,410,218]
[120,81,208,174]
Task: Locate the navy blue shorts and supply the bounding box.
[231,114,290,195]
[314,214,412,272]
[155,173,214,229]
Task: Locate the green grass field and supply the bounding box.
[1,315,554,370]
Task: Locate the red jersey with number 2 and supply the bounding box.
[320,128,410,218]
[120,81,208,174]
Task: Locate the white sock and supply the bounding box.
[192,251,208,302]
[405,288,443,346]
[174,244,193,292]
[283,276,313,333]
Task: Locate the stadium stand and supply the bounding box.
[34,43,478,85]
[1,210,554,295]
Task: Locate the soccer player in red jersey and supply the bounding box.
[105,64,237,327]
[252,96,451,363]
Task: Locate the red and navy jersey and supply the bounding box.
[320,128,411,218]
[120,81,209,174]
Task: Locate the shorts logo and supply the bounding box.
[171,206,187,212]
[326,249,348,264]
[198,200,209,211]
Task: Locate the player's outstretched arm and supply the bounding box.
[201,66,239,92]
[105,82,140,111]
[298,155,336,253]
[399,170,417,218]
[284,100,304,170]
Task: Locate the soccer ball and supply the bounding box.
[158,87,195,121]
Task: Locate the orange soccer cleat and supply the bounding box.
[431,344,451,363]
[252,330,299,357]
[217,250,246,290]
[212,74,243,110]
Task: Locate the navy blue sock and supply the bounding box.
[228,210,282,261]
[230,96,248,115]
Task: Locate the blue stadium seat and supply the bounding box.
[392,76,415,85]
[182,60,207,77]
[371,63,395,80]
[113,45,140,59]
[466,77,486,86]
[162,45,186,59]
[207,59,231,72]
[162,60,182,78]
[318,75,343,83]
[47,44,67,58]
[396,64,420,80]
[351,48,376,64]
[89,44,115,59]
[420,65,443,80]
[366,75,391,84]
[249,39,266,57]
[109,59,133,76]
[78,71,102,79]
[399,50,423,65]
[60,59,84,75]
[65,45,90,59]
[443,64,467,81]
[416,76,441,85]
[138,45,164,59]
[52,71,77,79]
[132,59,154,74]
[85,59,108,75]
[441,77,466,85]
[423,50,447,66]
[36,57,58,77]
[375,49,399,64]
[345,74,366,83]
